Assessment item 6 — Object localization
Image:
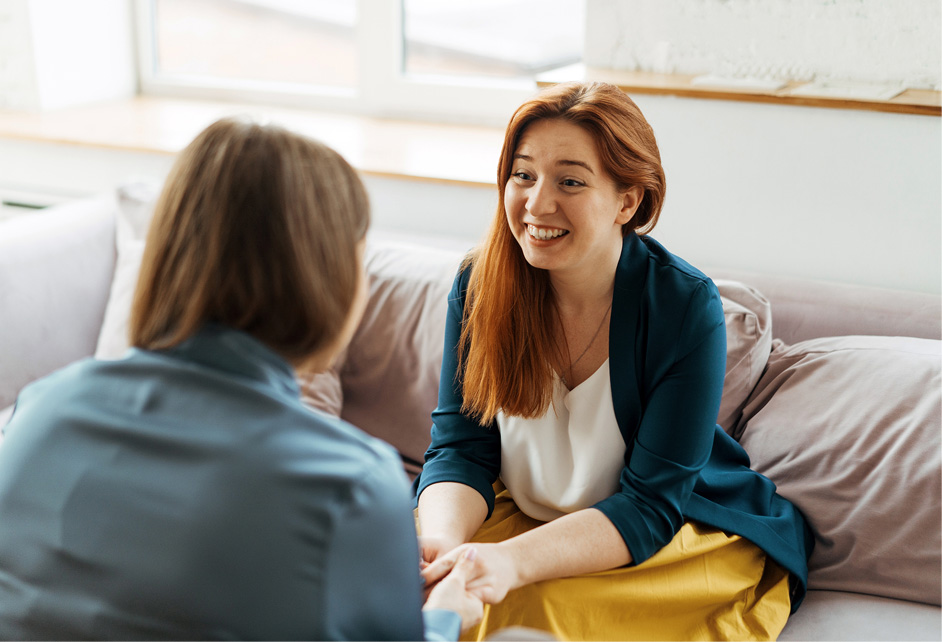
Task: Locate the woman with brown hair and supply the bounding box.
[0,118,481,640]
[416,82,813,640]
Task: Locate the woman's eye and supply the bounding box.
[513,171,533,181]
[561,179,584,187]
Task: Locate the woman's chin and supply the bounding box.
[518,232,569,263]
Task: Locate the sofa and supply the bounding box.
[1,190,940,641]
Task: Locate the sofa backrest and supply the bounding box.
[707,267,941,344]
[0,197,117,411]
[300,237,942,477]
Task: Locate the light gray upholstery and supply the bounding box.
[780,590,942,641]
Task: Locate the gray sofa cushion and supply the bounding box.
[780,590,942,641]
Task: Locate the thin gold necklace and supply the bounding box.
[562,302,612,386]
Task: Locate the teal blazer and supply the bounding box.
[416,233,813,611]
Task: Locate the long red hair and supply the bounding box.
[458,82,666,424]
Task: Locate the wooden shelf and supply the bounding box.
[537,65,941,117]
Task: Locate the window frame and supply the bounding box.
[134,0,538,125]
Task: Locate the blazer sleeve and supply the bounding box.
[414,268,502,517]
[593,280,727,566]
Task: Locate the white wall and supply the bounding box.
[585,0,941,89]
[634,95,940,293]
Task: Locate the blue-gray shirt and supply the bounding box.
[0,325,459,640]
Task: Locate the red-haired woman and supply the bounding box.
[416,82,813,641]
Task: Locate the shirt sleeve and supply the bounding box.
[1,400,15,435]
[422,609,463,642]
[323,449,429,640]
[593,280,727,566]
[414,267,502,517]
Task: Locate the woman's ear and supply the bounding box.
[617,186,644,226]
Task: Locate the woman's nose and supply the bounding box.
[526,180,556,216]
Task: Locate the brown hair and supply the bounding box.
[129,117,369,366]
[459,82,666,424]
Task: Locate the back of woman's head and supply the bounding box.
[129,117,369,365]
[497,81,665,234]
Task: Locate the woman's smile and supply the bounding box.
[527,224,569,241]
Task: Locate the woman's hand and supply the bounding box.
[423,509,632,606]
[418,534,462,569]
[423,547,484,633]
[422,542,520,605]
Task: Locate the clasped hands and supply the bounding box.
[420,536,520,606]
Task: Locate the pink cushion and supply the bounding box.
[299,240,463,477]
[713,279,772,433]
[297,361,345,418]
[736,336,942,605]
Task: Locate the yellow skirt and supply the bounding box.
[461,484,791,641]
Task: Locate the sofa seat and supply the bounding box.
[780,590,941,641]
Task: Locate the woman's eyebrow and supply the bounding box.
[513,153,596,174]
[558,159,595,174]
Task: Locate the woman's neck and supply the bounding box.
[549,238,622,313]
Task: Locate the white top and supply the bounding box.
[497,359,626,522]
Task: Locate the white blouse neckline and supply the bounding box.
[498,358,625,522]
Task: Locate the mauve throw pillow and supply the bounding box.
[301,239,464,478]
[297,356,345,418]
[735,335,942,605]
[713,279,772,433]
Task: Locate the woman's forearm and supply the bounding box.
[501,507,632,587]
[420,504,632,604]
[417,482,489,544]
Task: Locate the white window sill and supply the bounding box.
[0,96,504,188]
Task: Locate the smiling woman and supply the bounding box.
[413,81,815,641]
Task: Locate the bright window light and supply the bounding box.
[138,0,586,123]
[153,0,357,89]
[402,0,584,82]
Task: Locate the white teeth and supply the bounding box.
[527,224,568,240]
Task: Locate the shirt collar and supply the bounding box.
[156,324,301,399]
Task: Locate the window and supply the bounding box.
[152,0,358,90]
[402,0,583,83]
[136,0,586,125]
